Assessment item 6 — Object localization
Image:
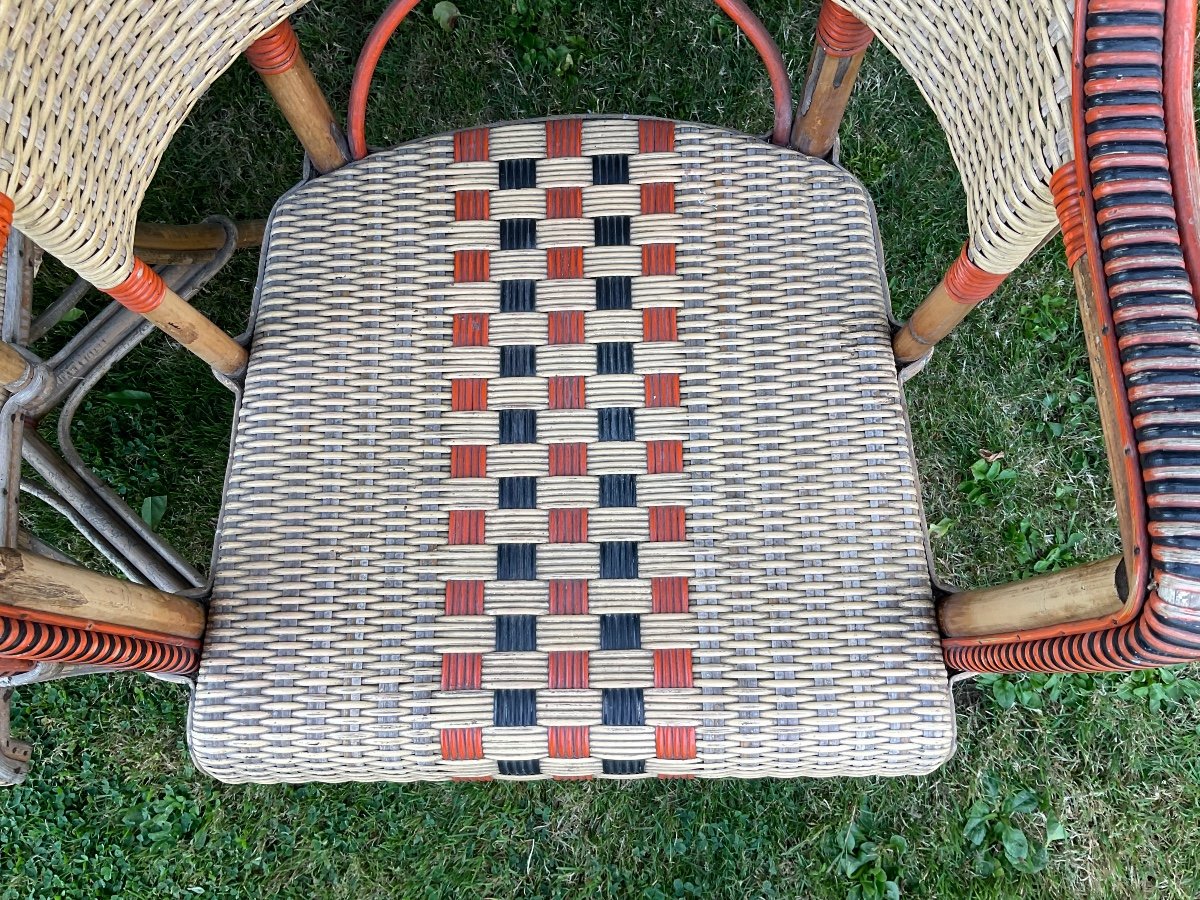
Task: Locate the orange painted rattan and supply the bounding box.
[244,20,301,75]
[105,258,166,314]
[816,0,874,56]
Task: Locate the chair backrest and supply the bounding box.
[0,0,310,290]
[839,0,1075,275]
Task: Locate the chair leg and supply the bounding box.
[892,247,1008,363]
[247,21,350,174]
[790,0,873,157]
[104,258,247,376]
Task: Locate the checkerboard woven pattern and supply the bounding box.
[436,119,697,779]
[192,117,956,783]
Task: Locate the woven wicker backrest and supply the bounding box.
[0,0,309,290]
[839,0,1074,274]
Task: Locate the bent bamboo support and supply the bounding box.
[790,0,873,158]
[246,21,349,174]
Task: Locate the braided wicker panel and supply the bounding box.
[190,118,954,782]
[0,0,307,289]
[838,0,1075,274]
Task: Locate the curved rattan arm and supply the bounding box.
[345,0,795,158]
[941,0,1200,673]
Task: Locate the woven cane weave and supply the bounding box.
[0,0,308,289]
[838,0,1074,274]
[190,118,955,782]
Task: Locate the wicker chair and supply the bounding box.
[0,0,1195,784]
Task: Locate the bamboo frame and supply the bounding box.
[133,219,266,264]
[246,21,349,174]
[939,556,1124,639]
[0,548,204,640]
[790,0,873,157]
[893,248,1007,363]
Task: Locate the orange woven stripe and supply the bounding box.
[653,648,693,687]
[943,247,1008,304]
[454,190,490,221]
[106,258,166,314]
[440,727,483,760]
[1050,164,1087,268]
[454,128,489,162]
[547,310,584,344]
[651,577,689,613]
[643,307,677,341]
[546,187,583,219]
[640,183,675,215]
[646,439,683,474]
[548,508,587,542]
[547,374,585,408]
[447,509,485,545]
[547,650,589,689]
[816,0,873,56]
[451,377,488,410]
[452,312,489,346]
[441,653,482,690]
[655,725,696,759]
[445,580,484,616]
[450,445,486,478]
[641,244,676,275]
[546,119,582,157]
[547,247,584,279]
[0,193,12,247]
[244,21,300,74]
[453,250,490,283]
[648,506,686,542]
[547,725,589,758]
[638,120,674,153]
[548,442,587,476]
[548,579,588,614]
[644,373,680,408]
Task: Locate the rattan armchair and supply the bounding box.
[0,0,1195,784]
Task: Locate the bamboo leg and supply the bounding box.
[0,548,204,640]
[893,247,1008,363]
[134,219,266,264]
[104,258,247,376]
[247,22,349,174]
[789,0,873,157]
[938,556,1124,639]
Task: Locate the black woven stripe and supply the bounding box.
[593,216,631,246]
[1149,506,1200,523]
[599,542,638,579]
[597,407,635,441]
[1145,478,1200,495]
[1103,242,1183,262]
[1098,217,1177,238]
[500,280,536,312]
[1155,559,1200,579]
[498,759,541,776]
[499,475,537,509]
[599,614,641,650]
[499,159,537,190]
[1086,64,1163,81]
[598,474,637,507]
[493,689,537,726]
[1089,140,1167,157]
[499,409,537,443]
[595,276,632,310]
[500,344,536,377]
[1136,424,1200,441]
[497,544,537,580]
[1114,319,1200,337]
[601,688,644,726]
[495,615,537,651]
[1123,344,1200,363]
[592,155,629,185]
[597,342,634,375]
[602,759,646,775]
[1085,37,1163,53]
[1084,90,1165,108]
[499,219,537,250]
[1143,450,1200,469]
[1085,11,1164,27]
[1091,165,1171,184]
[1085,115,1166,135]
[1094,191,1174,211]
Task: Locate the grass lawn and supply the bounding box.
[4,1,1200,897]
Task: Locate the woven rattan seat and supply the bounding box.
[188,117,955,782]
